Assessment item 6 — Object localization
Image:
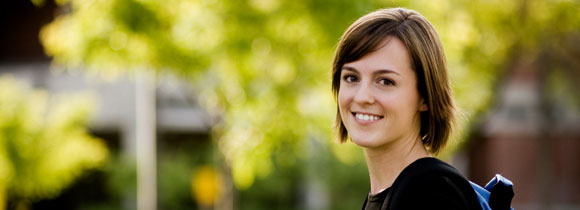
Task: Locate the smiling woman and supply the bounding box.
[332,8,482,210]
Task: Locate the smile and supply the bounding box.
[352,112,384,121]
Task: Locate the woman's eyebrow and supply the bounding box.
[374,69,401,76]
[342,66,358,73]
[342,66,401,76]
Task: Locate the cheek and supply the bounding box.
[337,89,351,113]
[377,91,417,113]
[393,90,422,118]
[405,89,422,109]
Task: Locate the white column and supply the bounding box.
[136,72,157,210]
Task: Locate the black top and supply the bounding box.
[362,157,482,210]
[365,188,390,210]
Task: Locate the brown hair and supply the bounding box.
[332,8,455,154]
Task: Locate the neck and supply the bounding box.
[364,134,429,195]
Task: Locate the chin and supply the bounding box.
[350,136,383,148]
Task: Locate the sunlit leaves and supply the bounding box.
[41,0,212,75]
[0,76,108,201]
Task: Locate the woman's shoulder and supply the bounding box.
[387,157,482,210]
[399,157,462,178]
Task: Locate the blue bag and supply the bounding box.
[470,174,515,210]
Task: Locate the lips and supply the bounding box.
[352,112,384,122]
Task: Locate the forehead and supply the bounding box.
[343,36,412,76]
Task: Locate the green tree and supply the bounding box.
[0,76,108,210]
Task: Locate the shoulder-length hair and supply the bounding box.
[332,7,455,154]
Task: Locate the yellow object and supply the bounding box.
[191,166,221,207]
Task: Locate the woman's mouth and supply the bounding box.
[352,112,384,122]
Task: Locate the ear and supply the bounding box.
[418,98,428,112]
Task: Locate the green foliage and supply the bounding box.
[38,0,580,191]
[157,153,196,210]
[0,76,108,202]
[102,156,136,202]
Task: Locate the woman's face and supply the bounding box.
[338,36,426,149]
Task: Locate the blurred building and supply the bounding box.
[467,58,580,210]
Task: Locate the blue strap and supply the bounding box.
[470,181,492,210]
[470,174,515,210]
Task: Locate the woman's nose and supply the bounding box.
[353,83,375,105]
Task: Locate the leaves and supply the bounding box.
[0,76,108,201]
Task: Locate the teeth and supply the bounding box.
[355,113,381,121]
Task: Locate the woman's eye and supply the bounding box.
[379,78,395,86]
[343,75,358,83]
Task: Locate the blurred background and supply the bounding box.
[1,0,579,209]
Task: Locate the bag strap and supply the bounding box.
[471,174,515,210]
[486,174,515,210]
